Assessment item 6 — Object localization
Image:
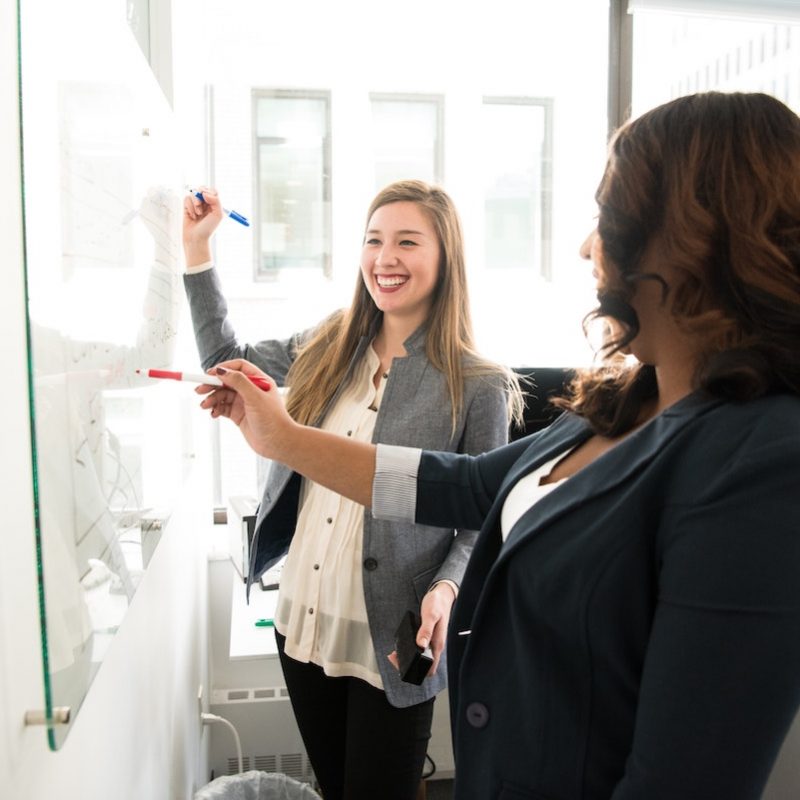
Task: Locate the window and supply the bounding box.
[628,2,800,117]
[204,1,610,373]
[370,94,443,191]
[253,90,331,277]
[482,97,553,278]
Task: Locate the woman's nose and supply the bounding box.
[579,230,596,260]
[376,245,398,266]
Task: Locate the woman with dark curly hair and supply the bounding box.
[199,92,800,799]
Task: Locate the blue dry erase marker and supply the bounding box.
[191,189,250,227]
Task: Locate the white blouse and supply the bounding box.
[274,346,387,689]
[500,453,568,540]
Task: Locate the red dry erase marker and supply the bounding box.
[136,368,271,392]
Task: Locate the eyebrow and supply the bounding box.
[365,228,428,237]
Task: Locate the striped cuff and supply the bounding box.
[184,260,214,275]
[372,444,422,523]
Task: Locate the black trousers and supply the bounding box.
[276,631,435,800]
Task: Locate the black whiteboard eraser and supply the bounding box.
[395,610,433,685]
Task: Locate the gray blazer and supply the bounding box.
[184,268,509,706]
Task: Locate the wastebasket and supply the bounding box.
[194,770,322,800]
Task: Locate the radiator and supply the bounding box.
[208,685,456,783]
[208,686,316,785]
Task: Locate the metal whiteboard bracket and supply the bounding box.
[24,707,71,726]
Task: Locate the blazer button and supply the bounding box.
[465,702,489,729]
[363,557,378,571]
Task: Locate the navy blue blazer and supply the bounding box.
[413,392,800,799]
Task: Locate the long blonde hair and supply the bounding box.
[285,179,523,430]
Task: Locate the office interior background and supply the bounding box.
[3,1,800,797]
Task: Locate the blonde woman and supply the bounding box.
[182,180,521,800]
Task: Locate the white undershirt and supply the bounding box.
[500,452,570,541]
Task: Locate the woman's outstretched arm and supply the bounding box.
[203,357,538,531]
[201,359,377,508]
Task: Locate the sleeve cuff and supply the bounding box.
[184,260,215,275]
[372,444,422,523]
[430,579,458,599]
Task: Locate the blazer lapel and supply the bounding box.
[450,413,592,633]
[453,392,723,674]
[497,391,723,562]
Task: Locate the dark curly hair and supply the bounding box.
[559,92,800,436]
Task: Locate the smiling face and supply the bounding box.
[360,201,441,328]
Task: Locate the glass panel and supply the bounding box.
[19,0,189,748]
[255,93,330,274]
[370,96,441,190]
[126,0,151,62]
[482,100,550,275]
[631,9,800,116]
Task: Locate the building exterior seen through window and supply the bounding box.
[482,97,553,278]
[369,94,443,193]
[254,90,331,277]
[631,9,800,117]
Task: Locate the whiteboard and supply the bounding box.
[19,0,190,748]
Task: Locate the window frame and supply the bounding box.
[251,87,332,280]
[368,91,445,187]
[609,0,634,131]
[481,94,555,280]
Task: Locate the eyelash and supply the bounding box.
[365,239,417,247]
